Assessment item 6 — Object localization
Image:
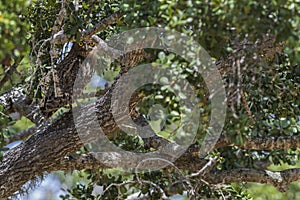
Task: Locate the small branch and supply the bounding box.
[81,10,123,40]
[188,156,219,178]
[239,135,300,150]
[51,11,123,44]
[0,87,46,125]
[0,57,23,88]
[206,168,300,192]
[215,134,300,150]
[4,126,37,144]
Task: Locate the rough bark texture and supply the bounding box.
[0,111,79,198]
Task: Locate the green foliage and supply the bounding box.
[0,0,30,62]
[122,0,300,60]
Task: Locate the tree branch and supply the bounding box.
[215,134,300,150]
[57,153,300,192]
[0,57,23,88]
[206,168,300,192]
[51,11,123,44]
[0,111,80,198]
[0,87,46,125]
[4,126,37,145]
[81,10,123,40]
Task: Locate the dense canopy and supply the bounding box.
[0,0,300,199]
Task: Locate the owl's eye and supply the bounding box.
[78,42,84,47]
[89,42,95,47]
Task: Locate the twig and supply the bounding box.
[188,156,219,178]
[82,10,123,40]
[4,126,37,144]
[0,57,23,88]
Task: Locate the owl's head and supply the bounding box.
[77,40,97,57]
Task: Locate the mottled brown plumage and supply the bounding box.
[40,41,95,118]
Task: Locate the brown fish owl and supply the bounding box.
[40,40,97,118]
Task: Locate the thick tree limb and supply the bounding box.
[0,111,80,198]
[54,153,109,171]
[0,46,148,198]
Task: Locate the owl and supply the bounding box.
[39,40,97,118]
